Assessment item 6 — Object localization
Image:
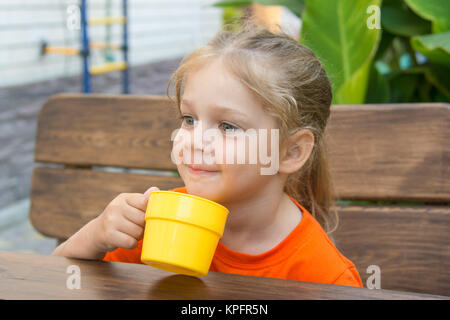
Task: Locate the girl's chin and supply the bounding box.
[184,183,224,202]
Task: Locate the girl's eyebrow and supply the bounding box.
[181,99,250,120]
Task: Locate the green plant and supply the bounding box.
[222,6,246,32]
[212,0,450,104]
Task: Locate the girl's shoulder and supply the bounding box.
[287,207,363,286]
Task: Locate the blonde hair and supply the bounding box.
[166,19,339,240]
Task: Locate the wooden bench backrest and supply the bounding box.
[30,94,450,296]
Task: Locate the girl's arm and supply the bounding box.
[52,217,106,260]
[52,187,159,260]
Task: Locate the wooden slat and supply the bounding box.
[30,167,183,240]
[326,103,449,202]
[334,204,450,297]
[2,251,447,300]
[30,165,450,296]
[35,95,449,202]
[35,93,180,170]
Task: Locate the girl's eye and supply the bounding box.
[220,122,240,133]
[181,115,196,126]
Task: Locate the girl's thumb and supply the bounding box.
[144,186,159,199]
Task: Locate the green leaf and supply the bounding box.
[212,0,252,7]
[423,64,450,100]
[381,1,431,36]
[384,65,450,102]
[365,61,390,103]
[387,71,420,102]
[222,6,246,31]
[374,31,394,61]
[411,31,450,67]
[404,0,450,33]
[300,0,382,104]
[212,0,305,17]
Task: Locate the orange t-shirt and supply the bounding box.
[103,186,363,287]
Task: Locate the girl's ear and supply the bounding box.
[278,129,314,175]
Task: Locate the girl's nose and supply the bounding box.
[191,120,214,152]
[192,122,204,151]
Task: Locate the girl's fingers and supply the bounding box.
[143,186,159,200]
[123,204,146,227]
[112,230,140,250]
[125,187,159,211]
[139,186,160,211]
[125,193,148,211]
[116,215,144,241]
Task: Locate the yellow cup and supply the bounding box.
[141,191,229,277]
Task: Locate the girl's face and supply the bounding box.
[172,59,281,204]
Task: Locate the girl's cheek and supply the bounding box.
[171,128,193,165]
[219,134,255,166]
[171,138,183,166]
[221,135,238,165]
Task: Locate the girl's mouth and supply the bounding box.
[187,164,219,175]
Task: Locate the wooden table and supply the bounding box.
[0,251,448,300]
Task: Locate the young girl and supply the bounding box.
[53,20,363,287]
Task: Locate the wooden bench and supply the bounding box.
[30,94,450,297]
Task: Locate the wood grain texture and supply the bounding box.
[334,205,450,297]
[1,251,447,300]
[30,167,183,240]
[326,103,449,202]
[35,93,181,170]
[35,95,449,202]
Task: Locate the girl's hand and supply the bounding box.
[94,186,159,253]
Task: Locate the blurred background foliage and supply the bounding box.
[213,0,450,105]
